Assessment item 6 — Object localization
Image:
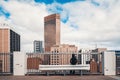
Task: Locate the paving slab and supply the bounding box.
[0,75,117,80]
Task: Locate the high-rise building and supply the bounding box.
[34,40,43,53]
[44,14,60,52]
[0,23,20,72]
[0,27,20,53]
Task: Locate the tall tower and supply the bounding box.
[44,14,60,52]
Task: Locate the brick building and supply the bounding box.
[27,53,50,70]
[27,57,43,69]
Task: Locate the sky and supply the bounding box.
[0,0,120,52]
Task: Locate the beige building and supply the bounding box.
[44,14,60,52]
[50,53,74,65]
[0,28,20,53]
[0,28,9,53]
[51,44,78,53]
[0,26,20,72]
[94,48,107,53]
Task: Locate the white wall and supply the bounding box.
[102,51,116,75]
[13,52,27,76]
[81,53,91,65]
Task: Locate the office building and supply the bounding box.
[34,40,43,53]
[51,44,78,53]
[50,53,74,65]
[0,24,20,72]
[0,27,20,53]
[44,14,60,52]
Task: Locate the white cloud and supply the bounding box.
[60,0,120,49]
[0,0,48,52]
[0,0,120,52]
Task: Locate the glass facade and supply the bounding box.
[10,30,20,53]
[116,53,120,75]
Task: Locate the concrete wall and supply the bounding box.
[13,52,26,76]
[102,51,116,75]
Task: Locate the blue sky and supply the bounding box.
[34,0,85,4]
[0,6,10,18]
[0,0,120,52]
[0,0,100,23]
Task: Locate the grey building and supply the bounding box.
[10,29,20,53]
[34,40,43,53]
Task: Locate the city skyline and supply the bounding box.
[0,0,120,52]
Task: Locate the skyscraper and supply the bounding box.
[44,14,60,52]
[34,40,43,53]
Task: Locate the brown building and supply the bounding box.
[0,28,20,53]
[44,14,60,52]
[0,26,20,73]
[27,57,43,69]
[51,44,78,53]
[27,53,50,70]
[90,58,98,73]
[0,53,10,72]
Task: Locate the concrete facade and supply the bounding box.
[102,51,116,75]
[50,53,73,65]
[13,52,26,76]
[51,44,78,53]
[44,14,60,52]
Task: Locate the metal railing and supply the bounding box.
[26,53,102,75]
[0,53,13,75]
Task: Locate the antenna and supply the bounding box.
[95,42,97,49]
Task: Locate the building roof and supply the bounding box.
[44,14,60,22]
